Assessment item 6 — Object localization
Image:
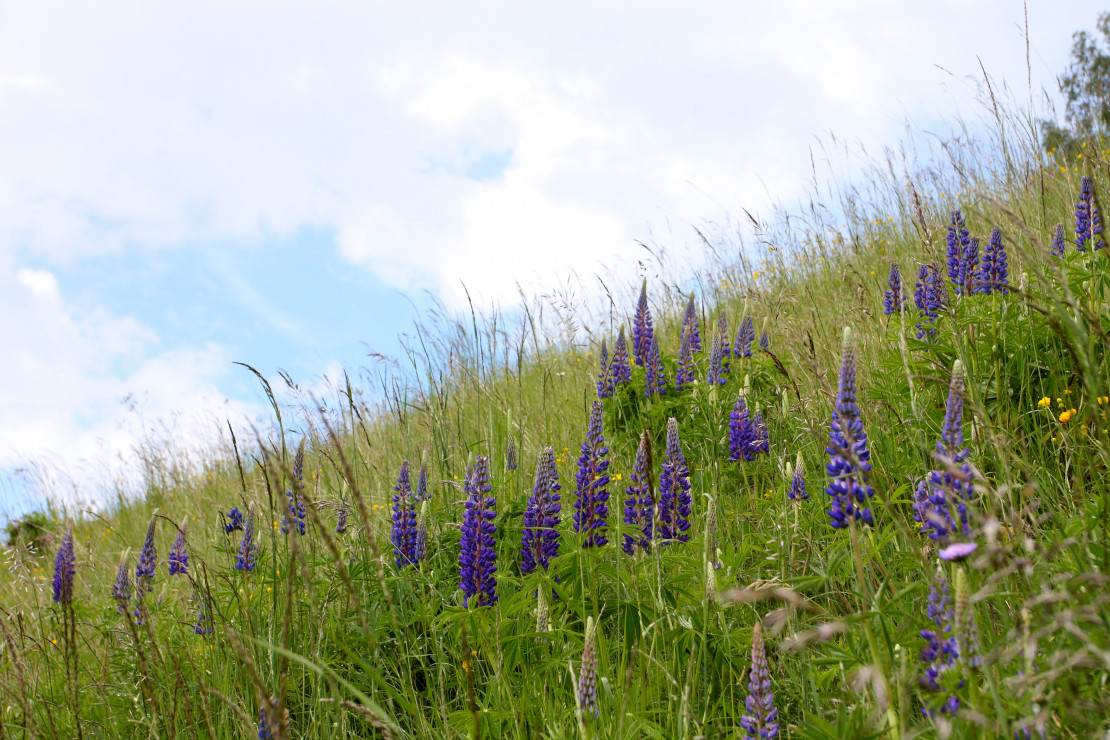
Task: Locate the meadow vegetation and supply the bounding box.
[4,27,1110,740]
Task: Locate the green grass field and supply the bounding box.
[3,92,1110,739]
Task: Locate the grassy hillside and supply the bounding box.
[2,103,1110,740]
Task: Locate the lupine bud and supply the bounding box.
[521,446,562,574]
[135,515,158,594]
[674,327,695,392]
[506,432,518,471]
[788,452,808,501]
[644,334,668,398]
[459,456,498,607]
[658,418,692,543]
[573,401,610,547]
[536,585,550,634]
[735,314,755,358]
[280,443,307,536]
[707,327,727,386]
[610,327,632,386]
[596,339,614,398]
[681,292,702,353]
[741,621,780,739]
[825,327,874,528]
[111,553,132,616]
[577,617,599,719]
[417,461,430,502]
[52,521,76,605]
[168,525,189,576]
[954,567,980,668]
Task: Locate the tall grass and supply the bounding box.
[2,74,1110,739]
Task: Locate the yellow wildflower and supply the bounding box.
[1037,397,1051,409]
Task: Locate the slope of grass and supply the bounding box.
[2,99,1110,740]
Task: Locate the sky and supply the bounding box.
[0,1,1101,518]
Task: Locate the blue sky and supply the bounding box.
[0,1,1102,517]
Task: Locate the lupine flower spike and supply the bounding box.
[954,567,981,668]
[1075,175,1106,251]
[913,359,977,560]
[193,588,213,636]
[741,621,780,739]
[789,452,808,501]
[576,617,599,720]
[224,507,245,533]
[52,521,76,605]
[945,210,971,293]
[281,442,307,536]
[417,461,430,502]
[759,329,770,351]
[235,504,259,572]
[913,264,944,339]
[979,228,1010,294]
[596,339,613,398]
[111,552,132,615]
[735,314,755,358]
[674,327,695,392]
[258,706,274,740]
[168,522,188,576]
[632,279,655,366]
[682,292,702,353]
[521,446,562,575]
[573,401,611,547]
[609,327,632,386]
[717,311,731,372]
[459,456,498,607]
[961,234,980,296]
[135,514,158,595]
[920,567,959,716]
[728,394,767,461]
[825,327,874,528]
[622,432,654,555]
[334,505,350,534]
[658,418,692,543]
[392,461,420,567]
[644,334,668,398]
[1051,222,1066,258]
[883,262,903,315]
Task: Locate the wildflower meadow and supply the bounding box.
[5,34,1110,740]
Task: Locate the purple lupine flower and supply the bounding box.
[111,557,132,615]
[506,433,518,471]
[945,210,971,292]
[914,360,977,558]
[1051,222,1066,258]
[577,617,599,719]
[392,461,420,567]
[135,516,158,594]
[224,507,245,533]
[168,528,188,576]
[913,264,944,340]
[632,280,655,367]
[52,522,76,605]
[825,327,874,529]
[658,418,692,543]
[788,453,808,501]
[954,567,980,668]
[674,328,695,392]
[235,506,259,572]
[459,456,498,607]
[610,327,632,386]
[521,446,562,575]
[335,505,349,534]
[622,433,654,555]
[644,334,668,398]
[728,394,765,462]
[735,314,755,358]
[193,591,213,636]
[751,408,770,456]
[920,568,960,716]
[681,292,702,353]
[960,235,980,296]
[717,312,731,371]
[1075,175,1106,251]
[596,339,613,398]
[707,326,727,386]
[758,329,769,351]
[979,228,1010,294]
[258,707,273,740]
[417,462,429,502]
[741,621,780,739]
[883,262,903,315]
[280,444,307,536]
[573,401,610,548]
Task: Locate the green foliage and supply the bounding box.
[1042,12,1110,157]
